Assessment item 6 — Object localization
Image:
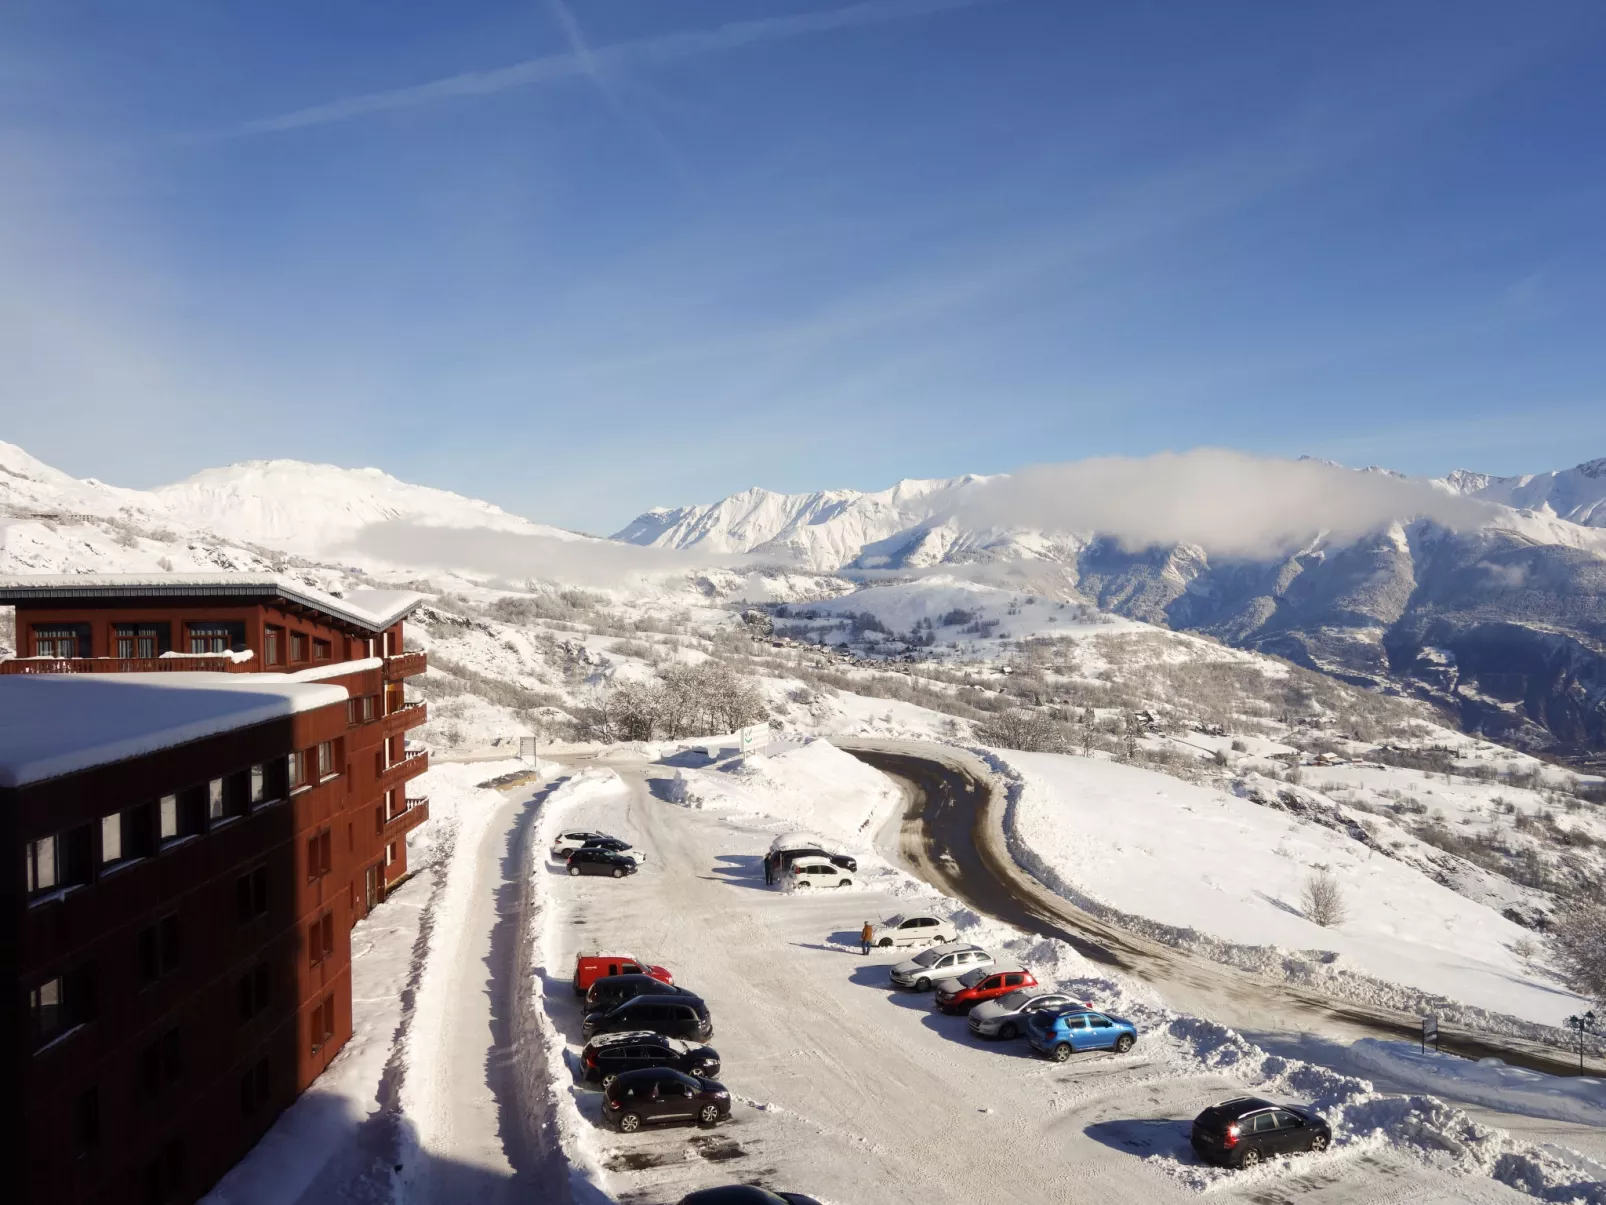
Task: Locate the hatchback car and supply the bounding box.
[1026,1008,1137,1060]
[766,846,857,880]
[869,913,957,948]
[600,1067,730,1132]
[552,830,611,857]
[890,943,993,992]
[584,973,695,1014]
[967,988,1086,1039]
[566,848,638,877]
[679,1188,824,1205]
[571,953,672,997]
[1190,1097,1331,1168]
[582,835,647,864]
[934,962,1037,1015]
[784,856,856,891]
[580,1030,721,1086]
[583,993,714,1042]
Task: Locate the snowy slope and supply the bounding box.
[1439,457,1606,527]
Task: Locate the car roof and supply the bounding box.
[584,1029,667,1048]
[577,951,638,962]
[789,855,839,867]
[679,1187,789,1205]
[979,960,1027,975]
[614,1065,692,1083]
[589,972,664,986]
[1208,1097,1277,1116]
[613,992,702,1009]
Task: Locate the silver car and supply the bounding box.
[889,943,993,992]
[967,988,1085,1039]
[868,913,957,949]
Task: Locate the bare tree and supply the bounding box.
[1549,894,1606,1007]
[1301,868,1348,927]
[975,709,1069,753]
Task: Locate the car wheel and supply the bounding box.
[878,938,893,948]
[1237,1146,1261,1169]
[839,880,852,889]
[1309,1133,1329,1153]
[1114,1034,1135,1053]
[600,1073,617,1088]
[1052,1043,1072,1063]
[999,1022,1018,1040]
[618,1112,641,1133]
[567,866,580,876]
[915,977,931,992]
[697,1104,720,1127]
[612,868,624,879]
[796,881,811,890]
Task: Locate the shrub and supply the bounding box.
[1301,868,1348,927]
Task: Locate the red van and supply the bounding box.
[573,952,673,996]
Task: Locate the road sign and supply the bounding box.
[1422,1015,1438,1053]
[740,725,758,752]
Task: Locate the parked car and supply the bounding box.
[967,988,1086,1039]
[679,1189,823,1205]
[890,943,993,991]
[552,829,612,857]
[783,856,856,891]
[770,831,825,853]
[600,1067,730,1132]
[582,835,647,864]
[934,962,1037,1015]
[572,953,672,997]
[765,846,857,880]
[1190,1097,1331,1168]
[566,848,638,878]
[584,973,695,1014]
[869,913,957,948]
[584,992,714,1042]
[580,1030,721,1086]
[1026,1008,1137,1061]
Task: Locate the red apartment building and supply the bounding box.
[0,574,431,1205]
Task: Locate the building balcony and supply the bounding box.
[381,700,428,737]
[0,654,254,675]
[382,651,427,681]
[378,749,429,793]
[383,795,429,840]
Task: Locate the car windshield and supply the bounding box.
[958,967,990,988]
[882,914,905,928]
[911,947,946,967]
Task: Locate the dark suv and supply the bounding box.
[585,973,694,1013]
[566,848,638,878]
[1190,1097,1331,1168]
[766,847,856,878]
[583,992,713,1042]
[581,1030,721,1086]
[601,1067,730,1132]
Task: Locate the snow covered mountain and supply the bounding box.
[1438,458,1606,527]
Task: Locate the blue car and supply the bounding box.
[1026,1007,1138,1061]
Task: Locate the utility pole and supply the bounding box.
[1565,1010,1597,1075]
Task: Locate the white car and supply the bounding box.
[889,943,993,991]
[782,856,856,891]
[869,913,957,949]
[968,988,1087,1039]
[552,830,610,858]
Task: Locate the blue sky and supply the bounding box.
[3,0,1605,533]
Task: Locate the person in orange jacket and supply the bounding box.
[860,920,874,955]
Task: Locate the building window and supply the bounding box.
[100,814,122,864]
[26,834,58,893]
[137,914,181,985]
[33,624,90,658]
[307,828,332,881]
[114,623,167,659]
[26,825,91,897]
[186,621,244,654]
[309,995,336,1055]
[289,750,308,790]
[264,625,283,666]
[386,841,397,867]
[240,1058,271,1117]
[317,740,336,779]
[30,966,92,1048]
[143,1139,184,1204]
[236,864,269,923]
[207,778,225,822]
[238,962,271,1022]
[137,1027,182,1099]
[73,1085,100,1157]
[290,632,308,662]
[250,764,266,804]
[159,795,179,841]
[104,802,155,864]
[312,638,331,661]
[308,912,335,968]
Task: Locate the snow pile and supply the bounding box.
[674,737,902,847]
[1346,1040,1606,1128]
[984,747,1590,1031]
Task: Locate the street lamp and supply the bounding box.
[1565,1010,1597,1075]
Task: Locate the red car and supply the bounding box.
[573,952,673,997]
[934,962,1037,1015]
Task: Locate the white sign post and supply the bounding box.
[740,725,758,753]
[1421,1015,1438,1054]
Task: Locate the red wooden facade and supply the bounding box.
[1,579,428,1205]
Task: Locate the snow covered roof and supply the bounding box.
[0,573,423,633]
[0,673,347,788]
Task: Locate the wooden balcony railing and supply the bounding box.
[383,795,429,838]
[381,700,428,737]
[0,655,253,676]
[382,651,427,681]
[378,749,429,792]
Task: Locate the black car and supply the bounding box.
[1190,1097,1331,1168]
[581,1029,721,1085]
[679,1189,823,1205]
[584,992,713,1042]
[766,847,857,877]
[566,848,638,878]
[585,972,694,1013]
[601,1067,730,1132]
[581,836,641,858]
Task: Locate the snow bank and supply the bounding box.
[988,748,1590,1031]
[1347,1039,1606,1128]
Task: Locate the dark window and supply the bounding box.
[73,1085,100,1156]
[317,741,335,778]
[313,638,331,661]
[137,915,181,985]
[236,864,269,923]
[113,803,155,862]
[310,996,336,1054]
[308,912,335,967]
[186,621,244,654]
[238,962,271,1022]
[290,632,308,662]
[289,750,307,789]
[264,626,283,666]
[33,623,90,658]
[137,1028,182,1098]
[114,623,168,659]
[307,829,332,880]
[239,1058,271,1116]
[143,1138,183,1204]
[30,965,94,1048]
